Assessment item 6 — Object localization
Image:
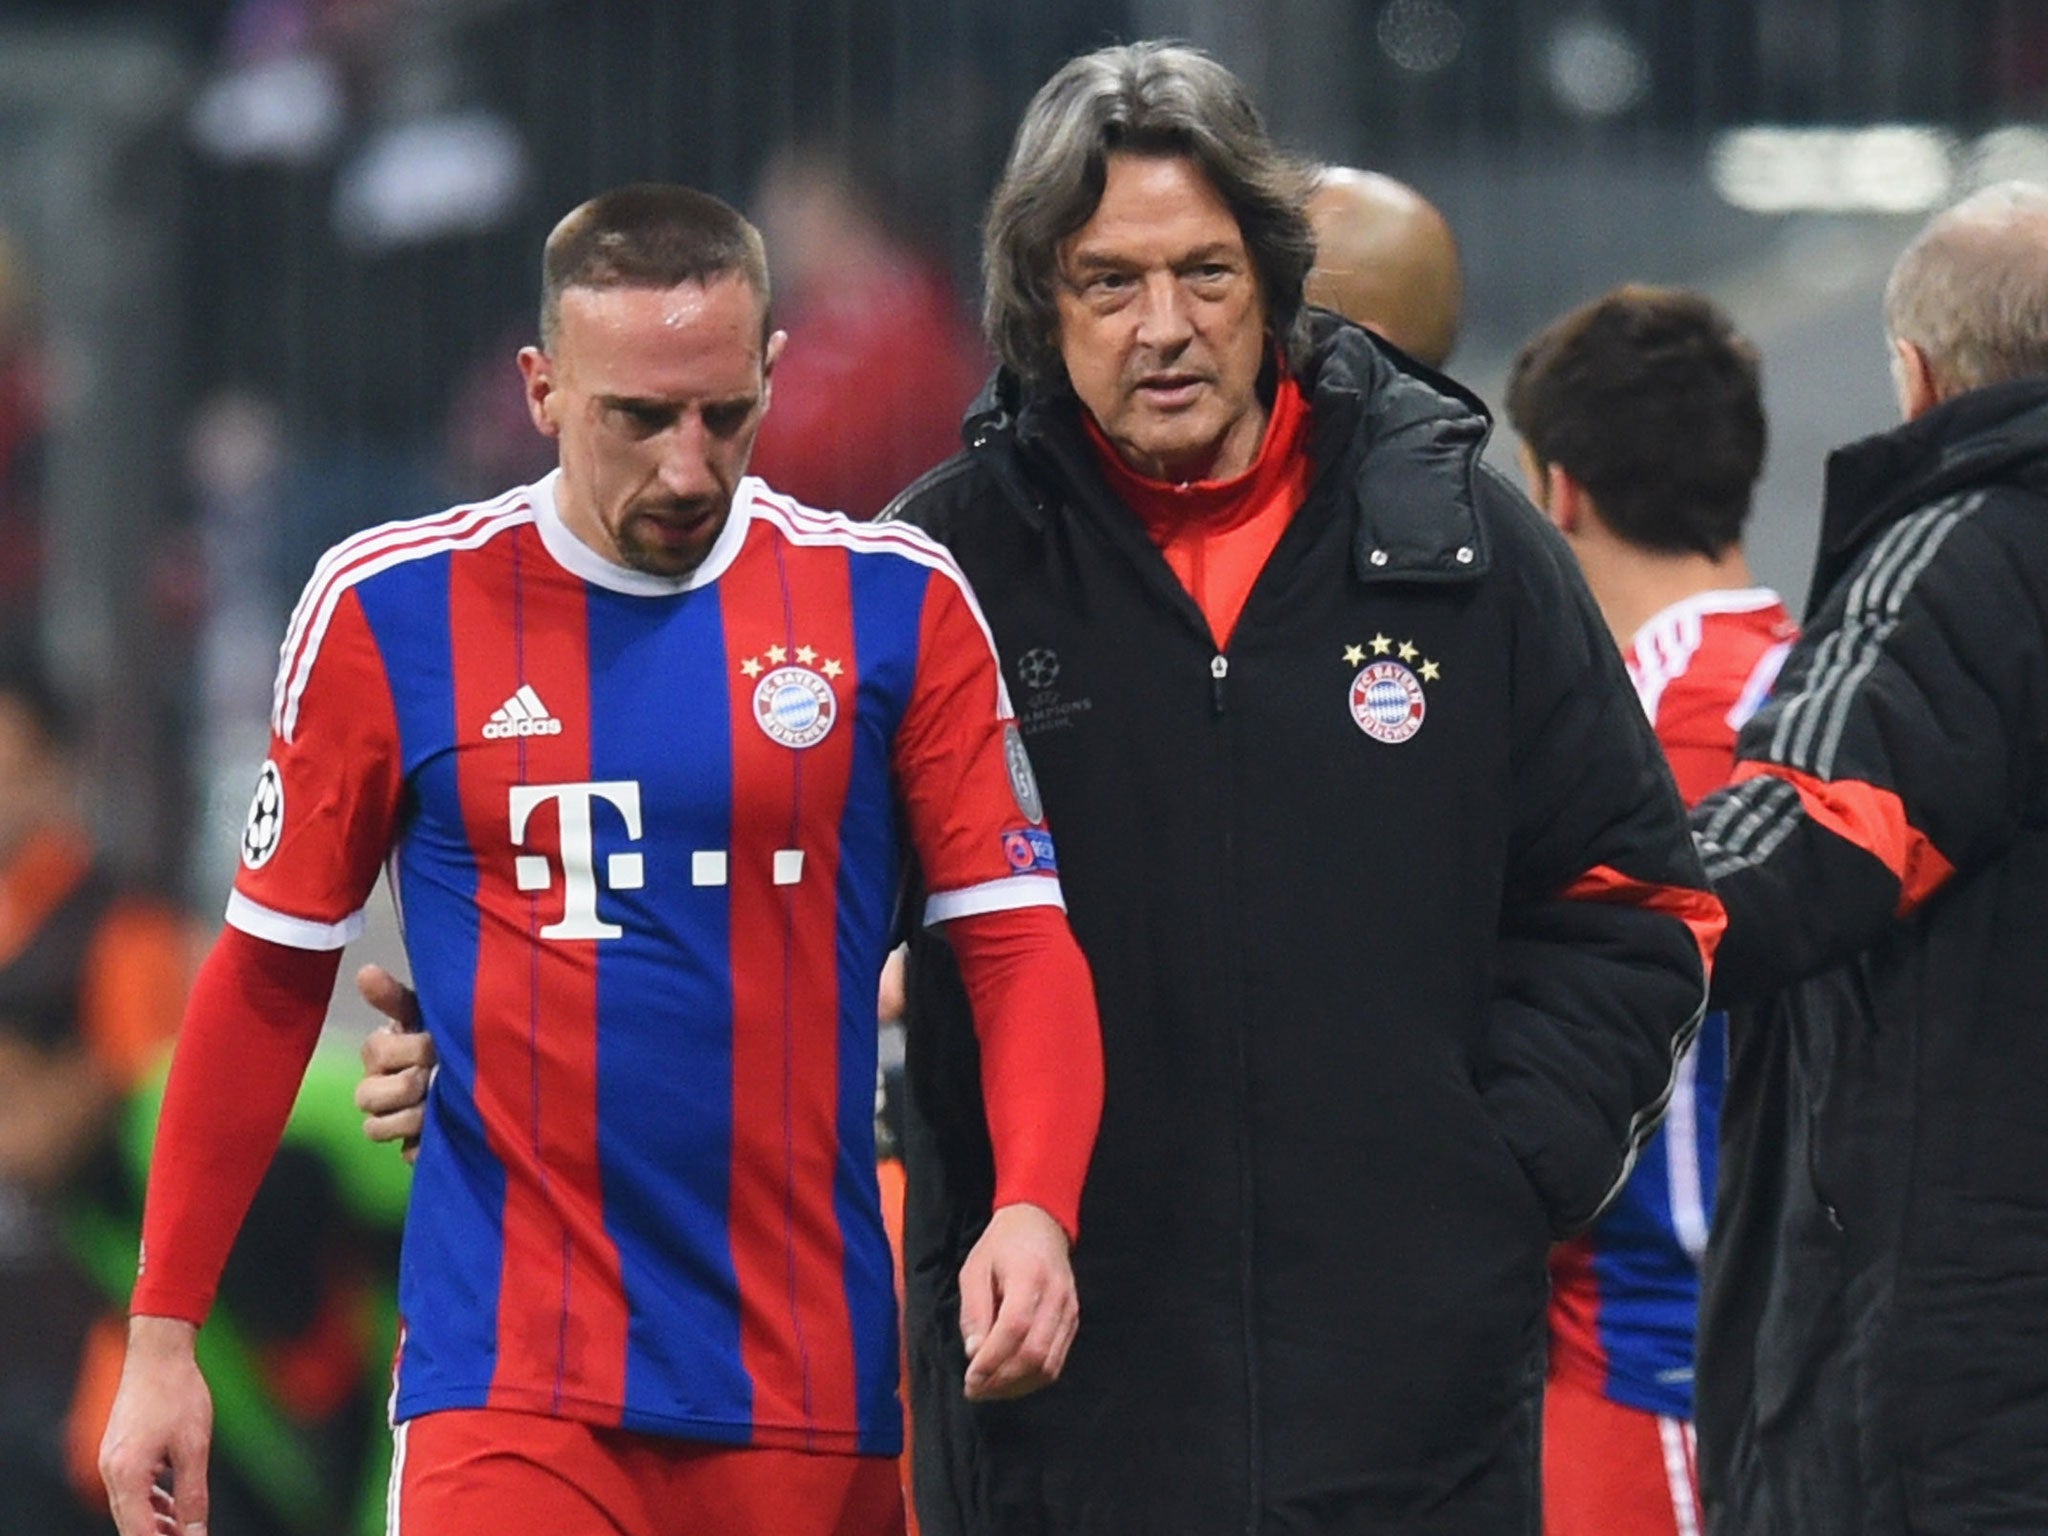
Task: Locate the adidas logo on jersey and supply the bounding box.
[484,684,563,739]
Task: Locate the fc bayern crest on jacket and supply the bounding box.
[1345,638,1439,744]
[741,645,842,748]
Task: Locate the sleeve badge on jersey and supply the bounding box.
[241,760,285,869]
[1001,827,1058,873]
[1004,723,1044,824]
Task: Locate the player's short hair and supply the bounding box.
[1507,285,1766,559]
[0,639,75,751]
[539,183,771,349]
[981,40,1319,389]
[1884,180,2048,399]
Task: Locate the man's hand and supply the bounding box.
[353,965,435,1161]
[98,1316,211,1536]
[877,944,907,1025]
[957,1202,1079,1401]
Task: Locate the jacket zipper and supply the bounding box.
[1208,647,1260,1533]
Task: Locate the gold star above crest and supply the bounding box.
[1420,659,1441,683]
[740,656,763,679]
[796,644,817,665]
[766,644,788,664]
[822,658,844,679]
[1397,640,1419,662]
[1370,633,1393,656]
[1343,644,1366,667]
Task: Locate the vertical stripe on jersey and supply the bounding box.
[719,527,862,1446]
[581,582,749,1434]
[354,554,501,1412]
[450,527,631,1416]
[840,550,937,1451]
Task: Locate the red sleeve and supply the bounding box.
[129,926,339,1323]
[230,584,403,949]
[946,905,1103,1241]
[892,562,1065,924]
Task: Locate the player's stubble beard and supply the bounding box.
[614,493,730,579]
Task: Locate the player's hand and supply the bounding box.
[877,944,908,1025]
[99,1316,211,1536]
[957,1201,1078,1402]
[354,965,435,1162]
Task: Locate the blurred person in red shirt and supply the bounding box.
[746,143,987,520]
[0,234,47,633]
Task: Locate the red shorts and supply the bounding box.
[392,1408,905,1536]
[1543,1370,1702,1536]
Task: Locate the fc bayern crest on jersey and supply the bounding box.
[1350,661,1427,744]
[241,760,285,868]
[753,665,838,749]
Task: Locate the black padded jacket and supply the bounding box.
[893,316,1715,1536]
[1695,377,2048,1536]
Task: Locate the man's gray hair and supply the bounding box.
[1884,180,2048,398]
[982,40,1319,390]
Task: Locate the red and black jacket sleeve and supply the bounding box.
[1695,498,2030,1004]
[1482,487,1725,1238]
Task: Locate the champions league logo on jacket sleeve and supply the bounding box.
[741,645,842,749]
[1343,637,1440,744]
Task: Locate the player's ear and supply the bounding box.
[757,328,789,416]
[518,345,561,439]
[1541,462,1590,538]
[1517,444,1577,536]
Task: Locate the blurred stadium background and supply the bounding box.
[0,0,2041,908]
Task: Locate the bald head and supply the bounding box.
[1884,180,2048,406]
[1305,167,1462,368]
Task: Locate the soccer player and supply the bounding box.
[1507,285,1790,1536]
[97,184,1103,1536]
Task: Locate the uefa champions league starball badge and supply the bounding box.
[241,760,285,868]
[1343,636,1438,744]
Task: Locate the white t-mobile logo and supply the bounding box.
[508,780,644,940]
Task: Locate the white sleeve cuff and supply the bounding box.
[225,889,366,951]
[923,874,1066,927]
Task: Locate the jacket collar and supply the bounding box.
[1810,376,2048,611]
[1296,309,1493,583]
[960,313,1494,584]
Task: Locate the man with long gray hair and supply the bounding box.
[890,40,1717,1535]
[1693,180,2048,1536]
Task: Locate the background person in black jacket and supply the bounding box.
[1693,180,2048,1536]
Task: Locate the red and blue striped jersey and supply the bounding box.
[1550,589,1793,1420]
[229,473,1063,1454]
